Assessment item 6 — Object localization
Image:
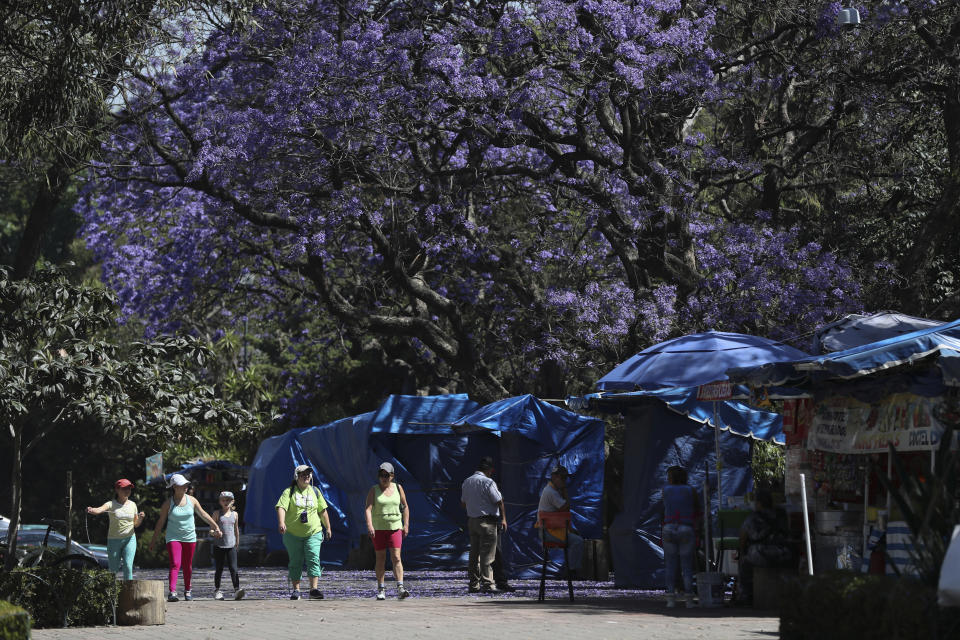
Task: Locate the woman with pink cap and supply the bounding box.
[86,478,145,580]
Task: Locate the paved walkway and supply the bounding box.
[34,597,779,640]
[32,569,780,640]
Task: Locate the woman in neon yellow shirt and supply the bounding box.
[364,461,410,600]
[86,478,144,580]
[276,464,332,600]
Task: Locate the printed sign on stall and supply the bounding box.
[146,453,164,484]
[696,381,733,401]
[807,394,945,454]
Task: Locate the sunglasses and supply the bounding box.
[378,471,392,478]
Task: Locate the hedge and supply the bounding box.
[0,567,119,628]
[0,600,29,640]
[780,572,960,640]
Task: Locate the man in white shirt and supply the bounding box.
[537,464,584,576]
[461,456,507,593]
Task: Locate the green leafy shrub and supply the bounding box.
[780,572,960,640]
[752,440,785,491]
[874,421,960,588]
[0,600,30,640]
[0,567,119,628]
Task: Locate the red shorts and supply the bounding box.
[373,529,403,550]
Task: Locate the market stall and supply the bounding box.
[570,330,806,588]
[730,317,960,574]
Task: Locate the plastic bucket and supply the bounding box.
[696,571,724,608]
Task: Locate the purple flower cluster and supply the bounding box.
[75,0,864,399]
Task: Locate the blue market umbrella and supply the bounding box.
[596,331,809,391]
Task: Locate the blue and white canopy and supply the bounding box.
[729,318,960,387]
[567,387,784,444]
[813,311,946,354]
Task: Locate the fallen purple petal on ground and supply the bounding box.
[136,567,664,602]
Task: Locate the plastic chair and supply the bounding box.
[717,509,750,574]
[537,511,574,602]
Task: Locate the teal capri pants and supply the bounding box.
[107,535,137,580]
[282,531,324,582]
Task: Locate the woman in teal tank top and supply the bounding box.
[364,461,410,600]
[149,473,222,601]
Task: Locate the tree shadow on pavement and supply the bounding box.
[464,596,780,618]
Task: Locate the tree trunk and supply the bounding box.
[902,84,960,312]
[11,162,71,279]
[4,427,23,570]
[117,580,166,626]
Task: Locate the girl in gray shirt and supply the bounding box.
[212,491,244,600]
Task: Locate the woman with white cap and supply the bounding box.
[149,473,222,602]
[275,464,332,600]
[364,461,410,600]
[86,478,145,580]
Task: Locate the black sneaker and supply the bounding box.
[495,583,516,592]
[309,588,324,600]
[468,585,481,593]
[290,590,301,600]
[479,585,499,593]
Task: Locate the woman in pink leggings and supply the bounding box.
[149,474,222,601]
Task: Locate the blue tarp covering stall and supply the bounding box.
[244,394,604,576]
[607,399,753,588]
[572,390,778,587]
[578,329,799,588]
[151,459,248,486]
[453,395,605,577]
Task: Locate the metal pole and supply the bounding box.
[800,473,814,576]
[704,460,711,570]
[862,467,869,568]
[714,401,723,511]
[713,401,724,574]
[66,470,72,549]
[886,453,892,515]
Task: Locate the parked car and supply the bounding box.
[0,520,109,569]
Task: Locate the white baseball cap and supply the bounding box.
[294,464,313,479]
[379,462,395,474]
[167,473,189,488]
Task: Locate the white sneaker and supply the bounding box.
[234,589,245,601]
[376,587,386,601]
[214,590,224,601]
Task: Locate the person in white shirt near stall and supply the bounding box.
[536,465,584,577]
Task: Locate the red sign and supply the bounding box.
[697,381,733,401]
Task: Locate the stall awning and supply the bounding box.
[813,311,946,354]
[729,318,960,387]
[596,331,809,391]
[567,388,784,444]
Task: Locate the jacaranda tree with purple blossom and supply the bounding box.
[78,0,863,402]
